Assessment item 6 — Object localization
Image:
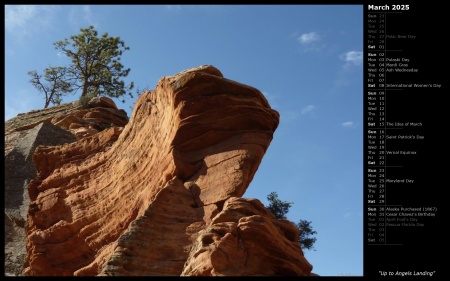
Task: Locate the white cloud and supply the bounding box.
[5,5,60,41]
[261,91,281,111]
[5,104,22,121]
[5,5,37,34]
[298,32,319,44]
[164,5,182,12]
[163,5,226,14]
[82,5,95,25]
[262,91,278,103]
[342,121,356,128]
[5,90,36,121]
[330,51,363,89]
[262,91,272,99]
[340,51,363,66]
[344,212,352,219]
[297,31,326,52]
[69,5,98,30]
[301,105,316,115]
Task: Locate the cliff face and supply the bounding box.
[5,65,313,276]
[4,96,128,276]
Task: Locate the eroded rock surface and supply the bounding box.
[4,97,128,276]
[4,97,128,155]
[4,122,77,276]
[18,65,313,276]
[181,197,313,276]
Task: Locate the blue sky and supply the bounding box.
[5,5,363,276]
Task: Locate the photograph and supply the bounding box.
[5,4,364,277]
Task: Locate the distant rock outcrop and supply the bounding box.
[5,65,314,276]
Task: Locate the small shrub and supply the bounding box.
[78,93,96,108]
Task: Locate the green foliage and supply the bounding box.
[27,66,73,108]
[28,25,134,108]
[296,219,317,251]
[78,93,96,109]
[265,192,317,251]
[266,191,293,220]
[53,25,134,102]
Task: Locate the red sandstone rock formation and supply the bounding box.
[23,65,313,276]
[4,96,128,276]
[181,197,313,276]
[5,97,129,156]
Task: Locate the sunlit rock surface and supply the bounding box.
[7,65,312,276]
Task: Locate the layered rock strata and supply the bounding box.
[4,97,128,276]
[20,65,313,276]
[4,123,77,276]
[181,197,313,276]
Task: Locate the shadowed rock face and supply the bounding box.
[19,65,312,276]
[181,197,313,276]
[4,97,128,276]
[4,123,77,276]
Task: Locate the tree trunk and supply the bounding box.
[81,82,89,97]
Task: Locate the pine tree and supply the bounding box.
[29,25,134,108]
[53,25,134,102]
[266,192,317,251]
[27,66,72,108]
